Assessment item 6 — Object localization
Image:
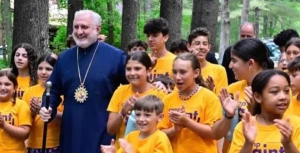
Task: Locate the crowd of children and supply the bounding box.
[100,18,300,153]
[1,11,300,153]
[0,50,61,153]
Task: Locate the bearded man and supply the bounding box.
[40,10,127,153]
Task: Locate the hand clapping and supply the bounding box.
[205,76,215,92]
[219,88,239,118]
[242,111,256,143]
[100,139,116,153]
[274,117,293,145]
[119,139,134,153]
[30,97,41,116]
[169,105,187,126]
[121,93,138,116]
[244,86,255,113]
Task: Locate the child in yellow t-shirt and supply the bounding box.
[158,52,238,153]
[124,75,175,137]
[0,70,32,153]
[222,38,275,152]
[143,18,176,82]
[187,27,228,95]
[229,70,300,153]
[107,51,167,149]
[10,43,38,99]
[22,53,63,152]
[287,56,300,117]
[102,95,173,153]
[150,51,176,81]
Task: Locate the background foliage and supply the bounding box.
[50,0,300,53]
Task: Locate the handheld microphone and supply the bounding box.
[46,81,52,96]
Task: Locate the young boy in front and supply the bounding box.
[123,76,175,137]
[101,95,173,153]
[287,56,300,117]
[144,18,176,82]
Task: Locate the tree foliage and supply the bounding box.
[50,0,300,53]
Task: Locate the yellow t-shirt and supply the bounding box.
[107,84,167,149]
[0,99,32,153]
[16,76,30,99]
[229,115,300,153]
[158,87,222,153]
[149,52,176,82]
[117,130,173,153]
[289,94,300,117]
[228,80,294,117]
[22,84,63,148]
[224,81,294,153]
[201,62,228,95]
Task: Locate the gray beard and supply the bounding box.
[72,33,98,49]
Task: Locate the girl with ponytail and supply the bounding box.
[158,52,238,153]
[222,38,275,152]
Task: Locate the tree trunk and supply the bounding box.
[160,0,183,50]
[191,0,219,53]
[1,0,12,64]
[254,7,260,36]
[67,0,83,36]
[107,1,114,44]
[219,0,230,63]
[241,0,250,24]
[146,0,152,13]
[121,0,139,51]
[269,18,275,38]
[263,15,268,38]
[13,0,49,56]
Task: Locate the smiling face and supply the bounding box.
[125,59,151,86]
[188,36,211,61]
[0,76,16,102]
[229,54,250,81]
[135,110,162,137]
[14,48,29,70]
[72,13,100,48]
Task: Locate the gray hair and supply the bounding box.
[74,10,102,26]
[240,22,256,35]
